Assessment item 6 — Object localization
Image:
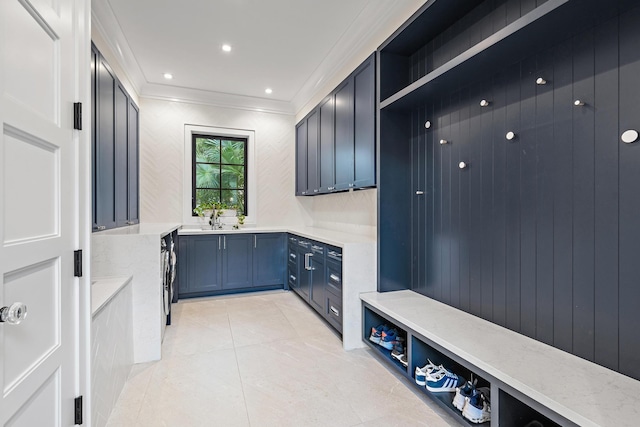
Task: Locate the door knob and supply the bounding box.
[0,302,27,325]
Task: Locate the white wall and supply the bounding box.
[139,98,309,226]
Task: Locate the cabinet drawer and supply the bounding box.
[326,293,342,332]
[327,246,342,262]
[288,246,298,266]
[310,242,325,256]
[288,266,298,289]
[326,261,342,295]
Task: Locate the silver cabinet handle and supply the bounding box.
[416,191,424,195]
[289,237,297,243]
[330,306,339,317]
[289,275,296,282]
[328,251,342,258]
[328,186,335,191]
[348,183,354,188]
[304,253,314,270]
[330,274,341,283]
[97,225,106,231]
[312,245,323,251]
[0,302,27,325]
[313,189,319,193]
[254,235,257,248]
[224,236,226,250]
[218,236,221,250]
[126,221,135,225]
[290,252,296,259]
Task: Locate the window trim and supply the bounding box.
[191,134,248,215]
[183,125,257,225]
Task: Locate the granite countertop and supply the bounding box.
[93,223,182,237]
[178,225,375,247]
[92,276,132,317]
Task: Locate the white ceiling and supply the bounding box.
[92,0,421,114]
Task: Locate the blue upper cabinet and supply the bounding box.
[295,53,376,196]
[92,44,139,231]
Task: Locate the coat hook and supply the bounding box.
[574,100,585,106]
[621,130,639,144]
[424,120,431,129]
[440,139,448,145]
[536,77,547,85]
[506,131,516,141]
[459,161,467,169]
[480,99,490,107]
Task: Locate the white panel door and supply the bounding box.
[0,0,82,425]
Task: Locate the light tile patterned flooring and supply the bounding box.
[106,291,461,427]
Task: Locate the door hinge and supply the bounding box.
[73,102,82,130]
[74,250,83,277]
[74,395,83,424]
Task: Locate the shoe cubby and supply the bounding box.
[411,336,490,425]
[499,390,562,427]
[363,305,409,374]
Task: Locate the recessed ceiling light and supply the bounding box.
[163,73,173,80]
[265,88,273,94]
[222,44,232,52]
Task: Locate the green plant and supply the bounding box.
[193,201,214,217]
[237,214,245,226]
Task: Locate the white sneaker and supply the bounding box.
[452,378,477,411]
[462,387,491,424]
[414,359,438,386]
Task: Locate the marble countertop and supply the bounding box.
[92,276,132,317]
[93,223,182,237]
[360,290,640,427]
[179,225,375,247]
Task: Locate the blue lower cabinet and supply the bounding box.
[253,234,286,287]
[222,234,253,290]
[178,233,286,298]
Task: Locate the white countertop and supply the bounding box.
[179,225,375,247]
[92,276,132,317]
[93,223,181,237]
[360,290,640,427]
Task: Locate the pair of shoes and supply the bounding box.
[426,365,465,393]
[414,359,438,386]
[452,377,491,423]
[391,341,408,367]
[369,325,404,351]
[462,387,490,423]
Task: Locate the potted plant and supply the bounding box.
[194,201,215,228]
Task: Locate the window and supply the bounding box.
[192,134,247,214]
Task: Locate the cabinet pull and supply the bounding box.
[289,237,297,243]
[416,191,424,195]
[224,236,226,250]
[96,225,106,231]
[330,306,340,317]
[290,252,296,259]
[218,236,221,250]
[304,253,314,270]
[312,245,323,251]
[328,186,335,191]
[330,274,341,283]
[254,235,257,248]
[289,275,296,282]
[313,189,319,193]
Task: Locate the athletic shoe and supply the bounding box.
[379,328,403,350]
[391,342,408,367]
[369,324,389,344]
[462,387,491,424]
[414,359,438,386]
[453,377,477,411]
[426,367,465,393]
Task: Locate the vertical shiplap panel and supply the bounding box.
[468,83,484,318]
[433,100,444,300]
[506,0,521,26]
[519,55,538,339]
[571,30,596,362]
[459,87,472,312]
[450,91,462,309]
[618,7,640,380]
[593,16,619,372]
[440,97,452,305]
[521,0,536,15]
[480,79,495,321]
[425,99,436,297]
[552,39,574,354]
[411,108,425,291]
[492,71,507,327]
[505,62,522,331]
[534,49,555,346]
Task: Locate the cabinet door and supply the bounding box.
[91,46,98,230]
[309,253,326,313]
[222,234,253,289]
[114,83,129,227]
[295,121,308,195]
[353,54,376,188]
[306,109,320,194]
[127,101,139,224]
[95,56,116,230]
[319,95,335,192]
[297,242,312,300]
[187,235,222,294]
[334,78,355,190]
[253,233,285,287]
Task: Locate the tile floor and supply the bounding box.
[105,291,461,427]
